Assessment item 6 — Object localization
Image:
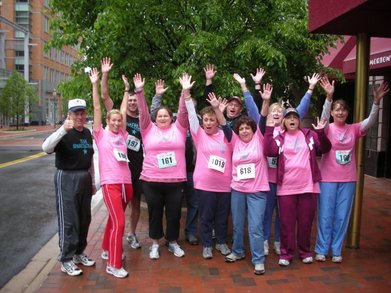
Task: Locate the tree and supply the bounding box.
[48,0,342,110]
[0,71,38,130]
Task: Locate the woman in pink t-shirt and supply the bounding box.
[90,68,133,278]
[264,108,331,266]
[315,77,389,263]
[133,72,193,260]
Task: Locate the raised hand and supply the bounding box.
[312,117,327,130]
[155,79,169,96]
[319,76,335,99]
[133,73,145,90]
[251,67,266,84]
[63,114,74,131]
[204,64,216,81]
[179,72,195,91]
[122,74,130,89]
[89,67,99,84]
[233,73,246,85]
[306,73,321,89]
[259,83,273,101]
[206,92,220,109]
[101,57,113,74]
[219,97,228,113]
[373,81,390,105]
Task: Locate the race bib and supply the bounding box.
[208,155,226,173]
[267,156,277,169]
[157,152,177,168]
[336,149,352,165]
[237,163,256,180]
[113,148,129,162]
[126,135,141,152]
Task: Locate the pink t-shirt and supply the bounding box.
[192,128,232,192]
[277,130,320,196]
[266,126,282,184]
[320,123,365,182]
[140,122,187,181]
[231,128,270,193]
[93,126,132,185]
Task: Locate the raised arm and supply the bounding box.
[319,76,335,121]
[259,83,273,131]
[42,116,73,153]
[119,79,128,131]
[204,64,216,99]
[90,68,101,132]
[133,73,150,129]
[233,73,259,122]
[100,57,114,111]
[296,73,321,119]
[251,67,266,110]
[177,73,194,129]
[361,81,390,131]
[150,79,168,121]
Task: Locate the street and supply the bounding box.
[0,129,57,288]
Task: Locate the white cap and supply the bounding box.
[68,99,86,112]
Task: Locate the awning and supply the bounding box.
[320,36,355,70]
[343,38,391,76]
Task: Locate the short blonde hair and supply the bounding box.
[106,109,122,120]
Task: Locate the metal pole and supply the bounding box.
[346,33,370,248]
[24,32,30,125]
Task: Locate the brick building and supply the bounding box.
[0,0,79,126]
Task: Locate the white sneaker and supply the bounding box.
[73,254,95,267]
[274,241,281,255]
[315,254,326,262]
[302,256,313,264]
[332,256,343,263]
[215,243,231,256]
[61,261,82,276]
[149,244,160,259]
[264,240,269,256]
[168,242,185,257]
[106,265,129,278]
[278,259,290,266]
[254,263,265,275]
[126,233,141,249]
[101,250,125,261]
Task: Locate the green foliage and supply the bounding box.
[0,71,38,129]
[48,0,342,110]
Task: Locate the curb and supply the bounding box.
[1,190,104,293]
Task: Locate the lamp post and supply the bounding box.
[52,88,56,129]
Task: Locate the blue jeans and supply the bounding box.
[315,182,356,257]
[184,171,198,237]
[263,182,280,242]
[231,190,267,265]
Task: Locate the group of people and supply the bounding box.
[43,59,389,278]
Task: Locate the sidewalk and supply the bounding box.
[2,175,388,292]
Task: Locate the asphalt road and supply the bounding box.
[0,132,58,288]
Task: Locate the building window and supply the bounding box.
[15,64,24,75]
[44,16,49,33]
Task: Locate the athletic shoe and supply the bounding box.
[185,234,199,245]
[264,240,269,256]
[225,253,245,263]
[332,256,343,263]
[254,263,265,275]
[101,251,125,261]
[202,247,213,259]
[278,259,290,266]
[315,254,326,262]
[61,261,82,276]
[302,256,313,264]
[149,244,160,259]
[126,234,141,249]
[73,254,95,267]
[168,242,185,257]
[274,241,281,255]
[106,265,129,278]
[215,243,231,256]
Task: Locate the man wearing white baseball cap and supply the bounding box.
[42,97,96,276]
